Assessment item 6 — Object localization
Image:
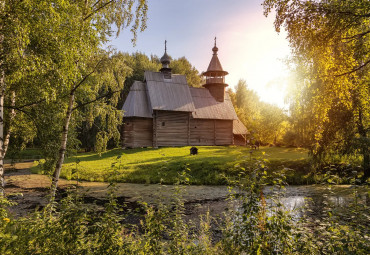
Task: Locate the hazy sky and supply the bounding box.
[108,0,291,107]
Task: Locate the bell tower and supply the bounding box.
[202,37,229,102]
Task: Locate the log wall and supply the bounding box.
[215,120,233,145]
[190,119,233,146]
[155,111,189,146]
[190,119,215,145]
[122,114,234,148]
[122,118,153,148]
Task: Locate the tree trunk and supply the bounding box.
[0,91,16,197]
[3,91,15,158]
[358,107,369,180]
[0,71,5,197]
[363,151,370,179]
[50,92,75,198]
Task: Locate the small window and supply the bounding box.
[162,122,165,126]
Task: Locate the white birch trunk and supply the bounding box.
[50,92,75,198]
[2,91,15,158]
[0,91,15,197]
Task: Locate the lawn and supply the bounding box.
[32,146,310,185]
[5,148,43,161]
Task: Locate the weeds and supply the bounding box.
[1,157,369,254]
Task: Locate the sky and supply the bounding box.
[107,0,291,107]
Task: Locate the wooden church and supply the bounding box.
[121,40,248,148]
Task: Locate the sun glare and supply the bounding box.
[218,10,291,109]
[252,63,289,108]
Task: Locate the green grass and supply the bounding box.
[5,148,43,161]
[32,146,310,185]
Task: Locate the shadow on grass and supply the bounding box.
[121,157,232,185]
[59,146,311,185]
[65,148,158,163]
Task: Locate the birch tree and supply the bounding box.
[263,0,370,178]
[49,0,148,197]
[0,0,41,196]
[0,0,148,197]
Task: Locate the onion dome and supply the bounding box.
[160,40,172,79]
[160,40,171,68]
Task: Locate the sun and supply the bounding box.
[229,57,289,108]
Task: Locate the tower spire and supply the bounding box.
[202,38,228,102]
[212,36,219,55]
[160,40,172,79]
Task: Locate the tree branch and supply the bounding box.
[84,0,114,21]
[3,92,72,110]
[6,106,32,117]
[71,89,121,111]
[343,30,370,41]
[321,8,370,18]
[335,59,370,77]
[92,0,102,9]
[4,98,46,110]
[4,58,105,110]
[356,12,370,18]
[70,58,105,94]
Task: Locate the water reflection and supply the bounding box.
[280,196,306,211]
[260,185,369,219]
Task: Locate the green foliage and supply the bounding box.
[117,52,161,110]
[171,57,202,87]
[2,159,369,254]
[230,80,288,145]
[0,0,150,196]
[257,102,288,145]
[221,161,301,254]
[263,0,370,178]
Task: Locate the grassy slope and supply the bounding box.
[32,146,309,185]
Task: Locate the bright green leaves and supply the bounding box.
[264,0,370,176]
[230,79,287,145]
[1,0,149,176]
[170,57,202,87]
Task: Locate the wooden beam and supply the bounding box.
[213,119,216,145]
[153,111,157,148]
[187,113,190,146]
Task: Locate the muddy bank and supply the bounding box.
[4,162,369,220]
[4,163,231,218]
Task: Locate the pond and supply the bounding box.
[4,167,369,221]
[263,185,369,219]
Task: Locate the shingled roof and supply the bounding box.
[122,81,152,118]
[203,43,229,76]
[233,119,248,135]
[190,88,237,120]
[144,71,195,112]
[123,71,240,122]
